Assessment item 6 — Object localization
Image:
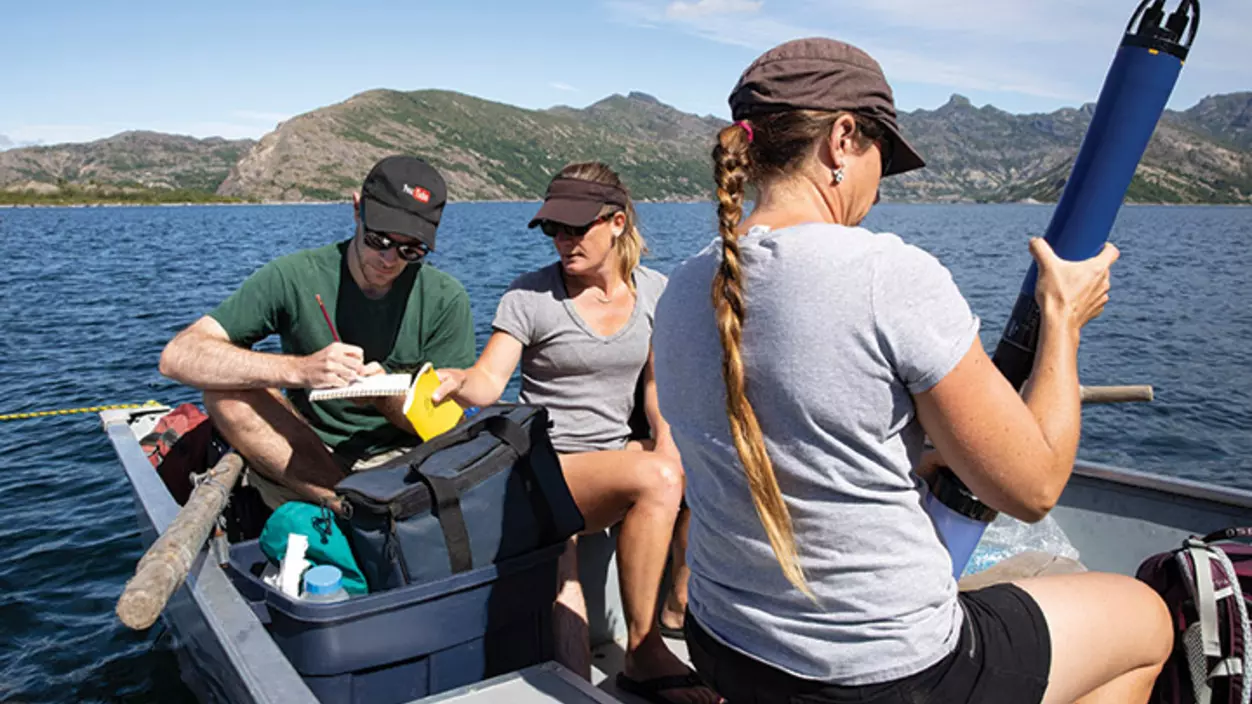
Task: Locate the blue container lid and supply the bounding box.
[303,565,344,596]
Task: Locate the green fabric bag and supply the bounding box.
[259,502,369,595]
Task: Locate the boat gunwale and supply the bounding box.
[1072,459,1252,510]
[103,406,321,704]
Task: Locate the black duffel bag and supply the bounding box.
[335,404,584,591]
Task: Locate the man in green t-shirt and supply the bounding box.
[159,156,475,510]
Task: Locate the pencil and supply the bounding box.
[315,294,340,342]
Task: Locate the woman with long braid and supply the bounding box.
[652,39,1172,704]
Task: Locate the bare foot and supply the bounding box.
[624,633,721,704]
[658,602,686,633]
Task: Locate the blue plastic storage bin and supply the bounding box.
[225,539,562,704]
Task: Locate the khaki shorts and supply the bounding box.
[248,445,411,510]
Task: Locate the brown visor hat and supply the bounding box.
[528,177,629,229]
[729,38,925,177]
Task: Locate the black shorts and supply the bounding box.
[685,583,1052,704]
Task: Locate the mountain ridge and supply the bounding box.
[2,89,1250,204]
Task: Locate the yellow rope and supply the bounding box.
[0,400,163,421]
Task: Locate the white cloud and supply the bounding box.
[868,45,1084,103]
[610,0,1085,99]
[605,0,1242,110]
[666,0,762,20]
[0,134,12,150]
[859,0,1118,45]
[609,0,801,49]
[549,82,577,92]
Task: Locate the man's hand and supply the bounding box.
[298,342,366,388]
[352,362,389,406]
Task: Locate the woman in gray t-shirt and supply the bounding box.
[653,38,1171,704]
[432,162,715,704]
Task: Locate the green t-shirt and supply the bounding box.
[208,240,476,460]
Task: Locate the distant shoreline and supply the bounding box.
[2,199,1248,209]
[0,200,318,209]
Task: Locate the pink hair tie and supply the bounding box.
[736,120,754,143]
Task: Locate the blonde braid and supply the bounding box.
[710,123,812,597]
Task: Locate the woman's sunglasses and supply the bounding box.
[877,135,894,177]
[361,227,430,261]
[540,213,615,239]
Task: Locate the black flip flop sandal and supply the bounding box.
[616,671,710,704]
[657,622,686,640]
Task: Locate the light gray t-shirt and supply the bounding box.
[493,263,668,454]
[653,223,980,685]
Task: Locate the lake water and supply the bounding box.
[0,202,1248,702]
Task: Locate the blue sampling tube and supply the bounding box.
[993,0,1199,387]
[926,0,1199,578]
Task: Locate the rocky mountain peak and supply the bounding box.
[3,89,1249,205]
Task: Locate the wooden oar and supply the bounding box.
[1080,385,1154,404]
[116,451,245,630]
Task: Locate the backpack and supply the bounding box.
[139,403,222,505]
[1137,527,1252,704]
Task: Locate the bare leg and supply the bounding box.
[1074,665,1167,704]
[560,450,717,704]
[624,439,691,635]
[553,537,591,680]
[659,507,691,633]
[203,389,345,506]
[1013,572,1172,704]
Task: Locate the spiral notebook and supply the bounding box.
[307,364,462,439]
[307,373,413,401]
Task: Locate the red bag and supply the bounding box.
[139,403,220,505]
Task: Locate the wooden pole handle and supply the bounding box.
[1080,385,1154,404]
[116,452,245,630]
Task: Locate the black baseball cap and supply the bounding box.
[359,156,448,251]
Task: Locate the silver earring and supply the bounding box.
[832,166,845,184]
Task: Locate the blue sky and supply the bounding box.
[2,0,1248,147]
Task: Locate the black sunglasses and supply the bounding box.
[361,227,430,261]
[540,213,615,239]
[863,119,893,177]
[877,135,894,177]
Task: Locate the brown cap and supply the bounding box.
[729,38,924,176]
[527,177,629,229]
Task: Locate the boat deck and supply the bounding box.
[103,404,1252,704]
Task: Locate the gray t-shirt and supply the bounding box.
[653,223,980,685]
[493,263,668,454]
